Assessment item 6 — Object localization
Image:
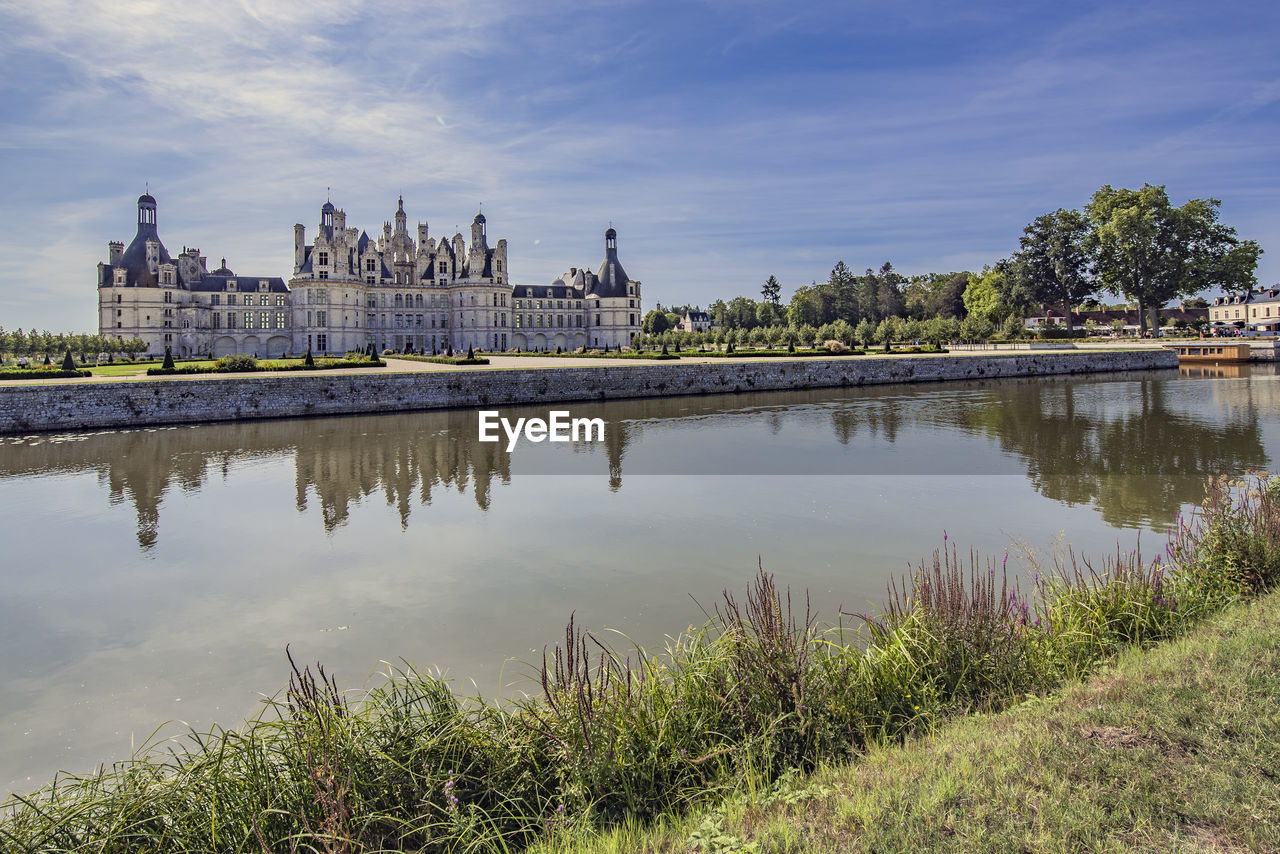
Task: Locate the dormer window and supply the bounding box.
[259,280,269,292]
[227,280,238,291]
[318,251,329,266]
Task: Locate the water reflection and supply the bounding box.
[1,369,1277,544]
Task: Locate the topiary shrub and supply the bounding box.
[162,347,175,370]
[304,347,315,368]
[61,349,76,372]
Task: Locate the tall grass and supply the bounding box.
[4,475,1280,853]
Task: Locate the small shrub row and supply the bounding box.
[0,368,92,380]
[395,353,491,366]
[695,347,867,358]
[148,356,384,376]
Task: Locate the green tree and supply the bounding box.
[854,317,876,348]
[874,316,901,351]
[963,265,1011,323]
[755,302,783,327]
[761,274,782,306]
[876,262,907,319]
[1086,184,1262,333]
[1012,208,1094,331]
[726,296,759,330]
[787,286,822,328]
[960,313,995,342]
[642,309,670,335]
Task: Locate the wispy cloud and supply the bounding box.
[0,0,1277,328]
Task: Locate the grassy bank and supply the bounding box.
[534,578,1280,853]
[2,476,1278,852]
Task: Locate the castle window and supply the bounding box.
[259,295,269,306]
[318,252,329,266]
[366,276,375,284]
[276,295,286,306]
[213,313,221,328]
[227,313,237,329]
[228,280,237,291]
[274,312,286,329]
[439,261,447,273]
[211,294,221,306]
[116,294,121,303]
[367,295,377,308]
[496,260,503,272]
[317,311,326,326]
[319,271,329,280]
[260,311,269,329]
[260,280,269,292]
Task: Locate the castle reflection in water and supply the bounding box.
[1,366,1276,549]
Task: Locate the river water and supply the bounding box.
[2,364,1278,793]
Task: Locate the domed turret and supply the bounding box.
[119,190,170,286]
[588,226,630,299]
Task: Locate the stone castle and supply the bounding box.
[98,193,642,357]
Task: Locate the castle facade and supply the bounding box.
[98,193,642,357]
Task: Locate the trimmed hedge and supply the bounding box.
[498,350,679,361]
[695,348,867,358]
[393,354,491,366]
[147,358,385,376]
[0,369,93,380]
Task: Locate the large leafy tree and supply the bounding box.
[1012,208,1094,331]
[641,309,669,335]
[1086,184,1262,333]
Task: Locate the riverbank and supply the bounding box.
[0,348,1174,434]
[534,583,1280,854]
[2,474,1276,852]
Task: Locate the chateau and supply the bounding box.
[98,193,642,357]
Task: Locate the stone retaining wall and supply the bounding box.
[0,350,1177,434]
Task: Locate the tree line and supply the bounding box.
[651,184,1262,341]
[0,328,149,364]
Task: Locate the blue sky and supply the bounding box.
[1,0,1277,330]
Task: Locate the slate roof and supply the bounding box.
[588,228,631,299]
[189,275,289,293]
